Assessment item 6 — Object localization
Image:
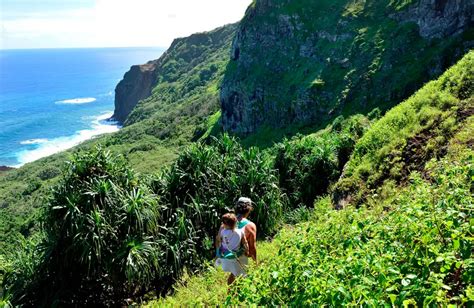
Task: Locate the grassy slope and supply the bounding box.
[333,50,474,206]
[142,241,274,307]
[147,51,474,306]
[0,24,237,256]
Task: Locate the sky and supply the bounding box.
[0,0,252,49]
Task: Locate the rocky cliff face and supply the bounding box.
[221,0,474,134]
[393,0,474,38]
[113,62,157,123]
[113,23,237,125]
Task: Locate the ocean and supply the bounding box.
[0,47,164,167]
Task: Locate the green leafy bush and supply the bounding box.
[274,115,370,207]
[152,134,284,243]
[3,149,162,306]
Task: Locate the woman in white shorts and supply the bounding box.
[215,213,249,284]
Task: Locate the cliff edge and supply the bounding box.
[113,61,158,123]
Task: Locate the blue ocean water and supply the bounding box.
[0,47,164,167]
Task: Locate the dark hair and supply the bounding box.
[235,201,253,215]
[222,213,237,229]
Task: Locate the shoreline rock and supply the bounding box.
[0,165,15,172]
[113,61,158,124]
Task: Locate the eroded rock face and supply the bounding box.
[113,62,157,124]
[220,0,473,135]
[393,0,474,38]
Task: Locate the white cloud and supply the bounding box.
[0,0,251,49]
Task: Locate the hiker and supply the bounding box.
[215,213,249,285]
[232,197,257,281]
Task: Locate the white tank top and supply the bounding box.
[220,228,244,252]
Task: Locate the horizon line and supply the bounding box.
[0,45,167,51]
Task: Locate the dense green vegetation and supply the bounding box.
[151,135,283,238]
[0,154,67,255]
[1,136,285,306]
[333,51,474,207]
[149,131,473,306]
[146,50,474,307]
[231,144,473,306]
[274,114,372,207]
[3,150,161,305]
[156,142,473,305]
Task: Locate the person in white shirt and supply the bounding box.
[215,213,249,285]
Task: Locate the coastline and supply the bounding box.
[8,111,121,168]
[0,47,163,169]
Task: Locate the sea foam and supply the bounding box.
[55,97,97,105]
[14,112,120,167]
[20,138,49,145]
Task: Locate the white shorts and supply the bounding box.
[216,256,248,277]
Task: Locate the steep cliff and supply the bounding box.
[113,62,157,123]
[113,23,237,126]
[221,0,474,134]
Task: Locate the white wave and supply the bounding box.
[55,97,97,105]
[20,138,49,145]
[14,112,120,167]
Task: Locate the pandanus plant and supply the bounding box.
[5,148,164,306]
[5,136,285,306]
[151,134,284,263]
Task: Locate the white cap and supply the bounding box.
[237,197,252,204]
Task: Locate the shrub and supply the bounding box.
[274,115,370,208]
[3,148,163,306]
[151,134,284,249]
[36,167,61,181]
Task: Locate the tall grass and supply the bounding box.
[332,51,474,207]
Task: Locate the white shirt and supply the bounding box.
[220,228,243,252]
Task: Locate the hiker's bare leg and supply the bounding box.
[227,273,235,285]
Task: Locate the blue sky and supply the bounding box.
[0,0,251,49]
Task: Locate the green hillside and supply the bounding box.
[1,0,473,305]
[150,50,474,307]
[333,51,474,207]
[221,0,473,137]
